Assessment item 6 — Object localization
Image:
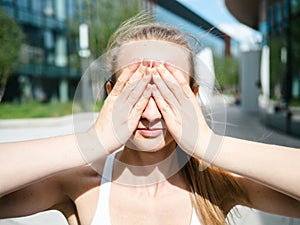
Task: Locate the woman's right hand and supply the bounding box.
[92,63,152,154]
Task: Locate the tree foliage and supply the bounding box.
[0,7,24,102]
[214,56,239,93]
[67,0,143,69]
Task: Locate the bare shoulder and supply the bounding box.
[57,165,105,225]
[0,165,97,219]
[51,166,102,225]
[56,165,101,200]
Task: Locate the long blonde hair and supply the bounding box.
[107,13,249,225]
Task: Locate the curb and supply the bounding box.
[0,113,98,128]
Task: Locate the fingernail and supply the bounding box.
[128,61,140,70]
[154,61,163,67]
[137,63,146,73]
[142,60,148,67]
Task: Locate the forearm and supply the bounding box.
[0,131,106,196]
[211,135,300,200]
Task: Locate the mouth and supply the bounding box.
[136,128,166,138]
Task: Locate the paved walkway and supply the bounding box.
[0,103,299,225]
[224,104,300,148]
[222,104,300,225]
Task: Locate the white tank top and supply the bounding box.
[90,151,203,225]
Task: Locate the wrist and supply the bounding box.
[74,128,111,164]
[193,128,223,165]
[89,124,122,154]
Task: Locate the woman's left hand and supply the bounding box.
[152,64,212,158]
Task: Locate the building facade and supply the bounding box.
[1,0,82,102]
[267,0,300,106]
[1,0,147,103]
[225,0,300,136]
[1,0,233,105]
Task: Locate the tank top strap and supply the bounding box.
[90,151,118,225]
[189,187,204,225]
[190,208,203,225]
[91,150,203,225]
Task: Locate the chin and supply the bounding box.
[125,132,174,152]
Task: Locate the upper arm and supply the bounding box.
[0,174,69,219]
[236,177,300,218]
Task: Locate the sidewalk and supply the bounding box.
[0,103,299,225]
[223,104,300,225]
[224,104,300,148]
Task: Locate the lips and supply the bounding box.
[136,128,165,138]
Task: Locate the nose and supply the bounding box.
[141,97,162,122]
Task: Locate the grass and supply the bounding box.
[289,98,300,107]
[0,101,105,119]
[0,102,74,119]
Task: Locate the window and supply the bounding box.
[17,0,29,9]
[31,0,42,14]
[282,0,289,29]
[54,0,66,21]
[291,0,300,14]
[268,6,275,34]
[2,0,13,4]
[67,0,75,18]
[44,30,54,49]
[275,2,282,33]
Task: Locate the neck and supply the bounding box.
[112,141,188,186]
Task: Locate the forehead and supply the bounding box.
[113,40,191,74]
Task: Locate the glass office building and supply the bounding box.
[1,0,147,102]
[225,0,300,136]
[1,0,81,102]
[268,0,300,106]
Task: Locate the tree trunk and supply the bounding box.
[0,73,8,102]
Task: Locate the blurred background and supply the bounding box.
[0,0,300,225]
[0,0,299,137]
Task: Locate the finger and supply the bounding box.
[126,63,147,86]
[151,84,176,123]
[126,73,151,106]
[165,64,195,99]
[128,84,152,130]
[121,64,147,100]
[156,64,187,104]
[152,70,180,109]
[110,64,141,96]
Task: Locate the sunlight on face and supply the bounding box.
[112,40,193,152]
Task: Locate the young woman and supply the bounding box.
[0,16,300,225]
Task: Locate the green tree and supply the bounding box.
[67,0,143,70]
[214,56,239,94]
[269,35,286,100]
[0,8,24,102]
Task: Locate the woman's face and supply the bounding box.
[109,40,195,152]
[127,79,174,152]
